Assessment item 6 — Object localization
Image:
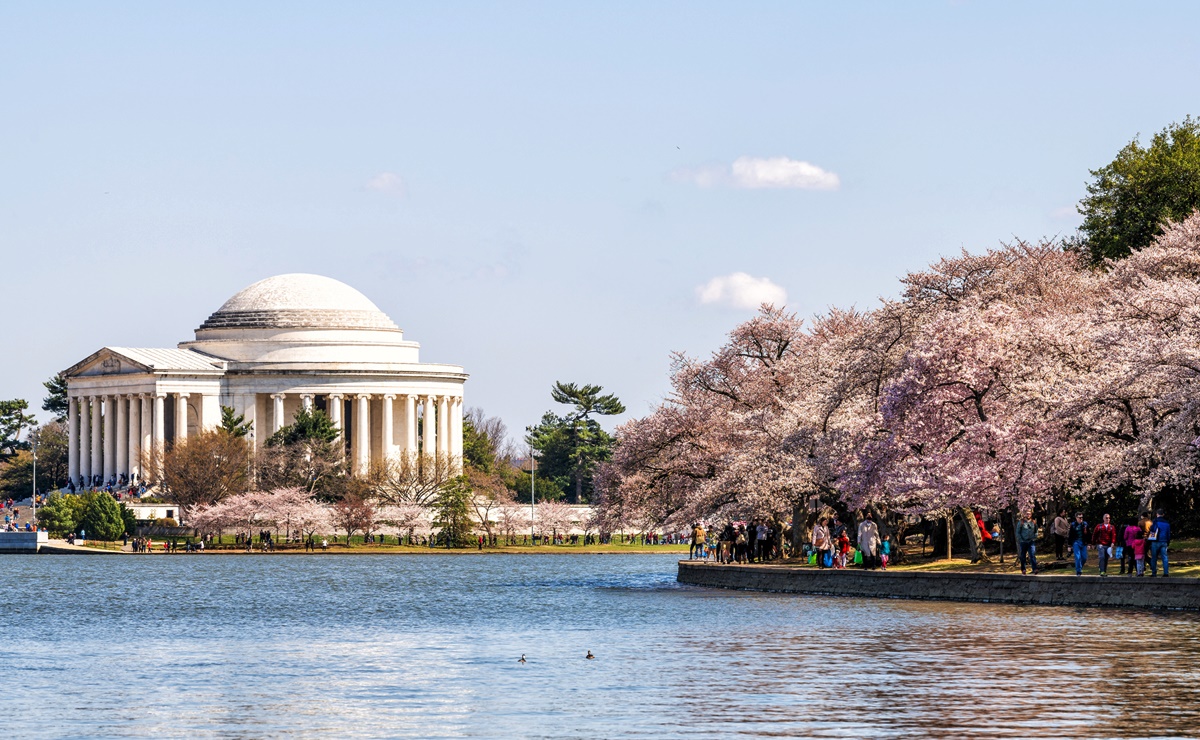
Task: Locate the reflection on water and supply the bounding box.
[7,554,1199,738]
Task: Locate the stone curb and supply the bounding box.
[677,561,1200,610]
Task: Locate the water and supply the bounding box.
[6,553,1199,738]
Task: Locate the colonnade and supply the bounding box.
[266,391,463,475]
[67,389,465,488]
[68,393,167,487]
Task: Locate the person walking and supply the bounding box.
[1052,509,1070,560]
[1120,518,1141,575]
[689,523,704,560]
[1068,512,1089,576]
[811,518,831,569]
[1015,511,1039,575]
[1148,509,1171,577]
[856,513,881,569]
[1092,513,1116,576]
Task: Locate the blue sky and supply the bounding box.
[3,1,1199,441]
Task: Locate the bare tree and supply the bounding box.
[370,453,456,508]
[466,469,512,546]
[159,431,253,522]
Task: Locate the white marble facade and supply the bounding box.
[63,274,467,486]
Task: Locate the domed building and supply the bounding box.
[63,274,466,486]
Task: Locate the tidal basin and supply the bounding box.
[8,553,1200,738]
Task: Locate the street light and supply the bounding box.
[31,433,38,521]
[529,445,536,545]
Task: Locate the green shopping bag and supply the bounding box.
[808,552,816,565]
[853,549,863,565]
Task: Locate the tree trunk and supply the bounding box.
[958,507,991,563]
[791,503,805,556]
[945,516,953,560]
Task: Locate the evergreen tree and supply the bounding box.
[79,491,125,540]
[0,399,35,461]
[433,476,474,547]
[42,373,69,422]
[220,406,253,438]
[1073,116,1200,264]
[527,382,624,503]
[36,493,85,536]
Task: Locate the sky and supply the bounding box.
[3,1,1199,444]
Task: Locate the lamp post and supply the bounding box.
[529,445,536,545]
[31,433,38,521]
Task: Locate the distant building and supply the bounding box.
[63,274,467,486]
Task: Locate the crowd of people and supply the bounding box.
[688,518,792,564]
[3,498,35,532]
[686,507,1177,578]
[1036,508,1173,577]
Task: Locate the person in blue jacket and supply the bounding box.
[1068,512,1089,576]
[1148,509,1171,577]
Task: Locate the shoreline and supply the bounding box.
[46,543,690,556]
[677,560,1200,611]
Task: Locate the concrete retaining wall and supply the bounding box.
[677,561,1200,610]
[0,531,48,554]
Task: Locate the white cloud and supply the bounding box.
[672,157,839,191]
[365,172,407,196]
[730,156,840,190]
[696,272,788,310]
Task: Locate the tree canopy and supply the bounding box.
[220,406,253,438]
[1074,116,1200,264]
[527,382,624,503]
[42,373,69,422]
[0,399,35,461]
[601,213,1200,537]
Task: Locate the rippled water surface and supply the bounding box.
[7,553,1200,738]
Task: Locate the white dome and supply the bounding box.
[197,274,399,332]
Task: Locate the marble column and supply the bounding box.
[103,395,116,481]
[301,393,314,412]
[328,393,343,433]
[175,393,190,443]
[355,394,371,475]
[422,395,437,462]
[140,395,152,477]
[68,395,80,485]
[404,394,417,457]
[451,396,464,472]
[271,393,286,435]
[90,396,102,484]
[438,395,450,459]
[382,394,395,461]
[115,394,128,478]
[128,394,141,481]
[153,393,166,476]
[79,397,92,484]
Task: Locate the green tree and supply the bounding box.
[220,406,253,438]
[42,373,69,422]
[0,399,36,461]
[259,408,345,498]
[0,423,69,498]
[527,382,625,503]
[37,492,85,536]
[120,503,137,536]
[462,407,511,474]
[1073,116,1200,264]
[433,475,474,548]
[79,491,125,540]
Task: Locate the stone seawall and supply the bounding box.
[677,561,1200,610]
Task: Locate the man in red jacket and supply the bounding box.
[1092,513,1117,577]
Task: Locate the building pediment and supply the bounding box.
[65,347,225,378]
